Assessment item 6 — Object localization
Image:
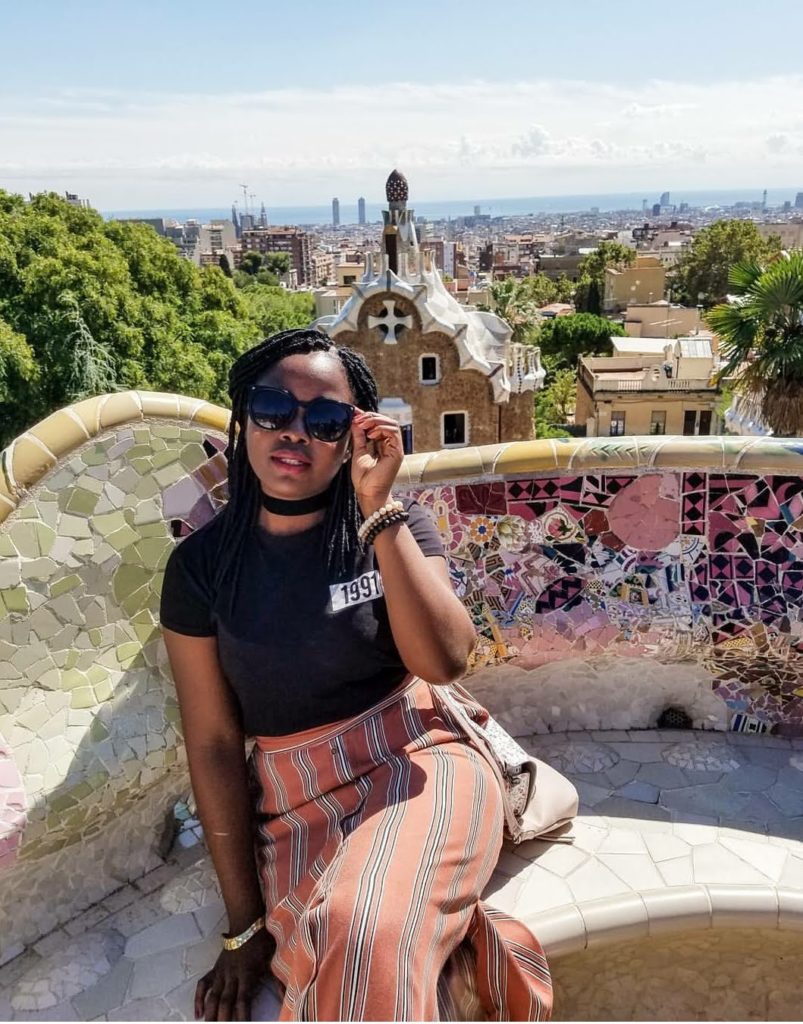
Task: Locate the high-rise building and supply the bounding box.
[358,197,366,225]
[795,192,803,210]
[642,199,648,213]
[660,191,670,207]
[652,203,662,217]
[473,205,481,217]
[783,200,792,212]
[259,202,268,229]
[241,227,315,285]
[332,197,340,227]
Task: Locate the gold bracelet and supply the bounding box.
[222,914,265,951]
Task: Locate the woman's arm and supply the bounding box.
[371,523,476,684]
[163,629,275,1021]
[350,410,476,684]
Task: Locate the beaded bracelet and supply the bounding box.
[363,509,409,546]
[357,499,404,545]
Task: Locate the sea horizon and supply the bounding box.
[103,187,800,227]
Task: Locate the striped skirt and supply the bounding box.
[249,677,552,1021]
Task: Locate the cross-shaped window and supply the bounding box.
[367,300,413,344]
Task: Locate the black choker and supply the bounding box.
[260,486,332,517]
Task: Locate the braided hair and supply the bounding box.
[215,328,379,598]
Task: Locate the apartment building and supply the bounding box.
[576,334,721,437]
[241,227,314,285]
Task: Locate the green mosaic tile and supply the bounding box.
[0,560,22,587]
[152,449,180,470]
[1,587,29,613]
[133,428,151,444]
[116,641,140,663]
[106,524,139,551]
[138,522,168,539]
[70,686,96,709]
[0,535,16,557]
[134,475,161,500]
[8,521,41,558]
[93,510,128,536]
[86,665,109,686]
[37,488,59,502]
[60,514,92,538]
[180,443,208,472]
[180,428,204,442]
[132,620,159,644]
[15,504,39,519]
[132,538,172,571]
[88,627,103,646]
[80,447,109,466]
[152,424,181,439]
[50,574,82,598]
[130,457,153,475]
[153,462,186,488]
[73,538,95,556]
[65,488,101,516]
[127,443,155,459]
[93,678,114,701]
[61,668,88,691]
[64,649,80,671]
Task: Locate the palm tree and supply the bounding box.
[484,277,538,344]
[706,254,803,436]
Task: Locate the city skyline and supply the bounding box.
[2,1,803,207]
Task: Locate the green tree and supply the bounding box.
[264,252,291,277]
[574,241,635,314]
[482,277,538,344]
[538,313,625,370]
[706,254,803,436]
[670,220,782,307]
[534,368,577,439]
[240,251,263,275]
[0,189,317,446]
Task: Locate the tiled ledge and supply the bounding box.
[2,390,803,522]
[531,884,803,958]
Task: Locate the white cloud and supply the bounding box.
[1,75,801,207]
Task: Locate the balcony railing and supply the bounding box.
[578,359,716,394]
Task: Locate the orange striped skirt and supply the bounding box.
[250,677,552,1021]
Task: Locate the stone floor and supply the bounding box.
[1,729,802,1021]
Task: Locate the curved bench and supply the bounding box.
[1,395,803,966]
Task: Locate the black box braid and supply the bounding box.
[214,329,379,604]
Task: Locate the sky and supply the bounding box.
[1,0,803,210]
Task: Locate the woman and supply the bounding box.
[160,328,552,1021]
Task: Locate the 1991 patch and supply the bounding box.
[329,570,384,612]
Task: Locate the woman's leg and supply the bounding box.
[289,740,549,1021]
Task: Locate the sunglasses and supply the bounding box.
[248,386,355,442]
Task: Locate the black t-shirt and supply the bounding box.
[159,499,446,736]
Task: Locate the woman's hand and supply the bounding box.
[195,929,278,1022]
[350,410,405,515]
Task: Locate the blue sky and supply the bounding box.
[2,0,802,207]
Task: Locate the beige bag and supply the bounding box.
[437,683,579,844]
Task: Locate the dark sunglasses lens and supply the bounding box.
[307,400,352,441]
[250,389,295,430]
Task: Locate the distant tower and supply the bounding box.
[358,197,366,225]
[660,191,670,207]
[382,169,418,275]
[473,205,481,217]
[762,189,768,211]
[259,202,268,228]
[642,198,648,213]
[231,203,240,239]
[332,197,340,227]
[796,192,803,210]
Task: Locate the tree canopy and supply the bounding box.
[670,220,782,307]
[537,313,626,370]
[0,190,314,447]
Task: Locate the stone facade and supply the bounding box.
[315,170,544,453]
[333,291,535,452]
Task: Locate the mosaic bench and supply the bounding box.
[1,392,802,964]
